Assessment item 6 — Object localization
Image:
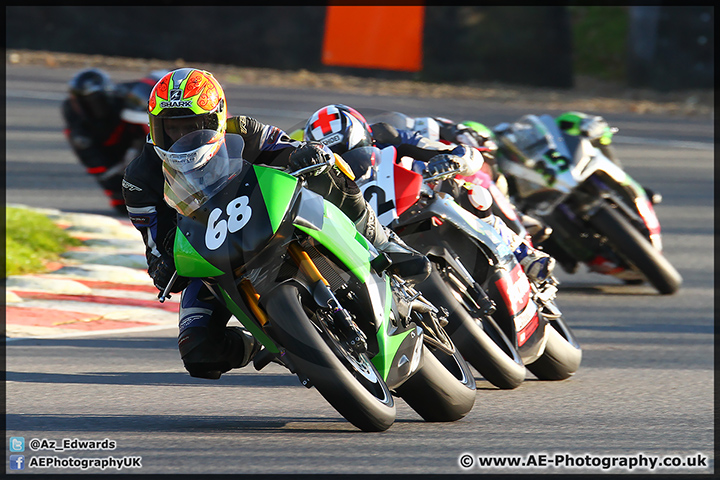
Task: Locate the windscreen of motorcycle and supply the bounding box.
[340,146,380,185]
[159,130,246,215]
[120,81,154,125]
[500,115,558,165]
[365,111,414,131]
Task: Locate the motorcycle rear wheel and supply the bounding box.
[526,316,582,381]
[589,203,682,295]
[416,269,527,390]
[394,344,476,422]
[264,283,396,432]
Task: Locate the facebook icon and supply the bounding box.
[10,455,25,470]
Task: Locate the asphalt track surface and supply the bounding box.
[5,65,715,475]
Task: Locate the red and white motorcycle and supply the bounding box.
[342,144,582,388]
[366,111,549,247]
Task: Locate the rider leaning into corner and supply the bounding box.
[61,68,166,215]
[122,68,431,381]
[431,111,662,206]
[302,104,556,285]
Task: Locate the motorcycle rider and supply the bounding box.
[554,111,661,204]
[368,112,551,242]
[303,104,555,284]
[445,111,661,206]
[122,69,430,381]
[62,68,165,215]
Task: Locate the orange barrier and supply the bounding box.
[322,5,425,72]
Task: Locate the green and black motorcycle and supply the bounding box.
[159,130,476,432]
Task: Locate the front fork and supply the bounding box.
[241,242,368,353]
[440,251,496,317]
[286,242,368,354]
[390,275,455,355]
[238,241,369,374]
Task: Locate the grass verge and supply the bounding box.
[5,207,82,276]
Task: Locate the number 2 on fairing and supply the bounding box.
[205,196,252,250]
[364,185,395,216]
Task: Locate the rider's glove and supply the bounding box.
[288,142,334,176]
[579,115,609,140]
[454,125,487,148]
[425,154,462,178]
[148,255,188,293]
[449,145,484,176]
[147,230,190,293]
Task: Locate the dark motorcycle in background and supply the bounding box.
[342,144,582,389]
[492,114,682,295]
[94,71,169,188]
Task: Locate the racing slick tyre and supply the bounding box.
[394,344,476,422]
[588,203,682,295]
[265,283,396,432]
[526,316,582,381]
[416,268,527,389]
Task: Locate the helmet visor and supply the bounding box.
[75,91,111,120]
[151,111,219,151]
[159,130,246,215]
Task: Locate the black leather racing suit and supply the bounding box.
[62,81,151,214]
[122,115,365,338]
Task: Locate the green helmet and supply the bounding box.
[460,120,494,141]
[556,112,615,145]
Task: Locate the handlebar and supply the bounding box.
[158,271,178,303]
[289,160,333,178]
[422,165,463,184]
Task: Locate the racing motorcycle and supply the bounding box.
[341,144,582,389]
[158,130,476,432]
[94,71,169,189]
[492,114,682,295]
[364,111,546,246]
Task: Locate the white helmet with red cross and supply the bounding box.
[303,104,373,155]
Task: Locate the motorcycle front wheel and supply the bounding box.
[394,344,476,422]
[526,316,582,381]
[416,269,527,390]
[264,283,396,432]
[588,203,682,295]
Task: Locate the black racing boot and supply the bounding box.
[382,228,432,283]
[520,213,553,245]
[356,206,431,284]
[178,326,261,380]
